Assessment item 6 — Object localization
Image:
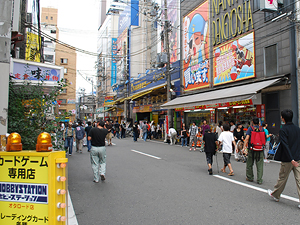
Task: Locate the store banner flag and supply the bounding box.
[213,32,255,86]
[182,1,210,91]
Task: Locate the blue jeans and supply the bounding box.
[143,132,147,141]
[90,146,106,182]
[87,140,91,151]
[181,137,187,146]
[115,131,120,139]
[65,137,73,155]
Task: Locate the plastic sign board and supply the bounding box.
[261,0,278,11]
[0,151,68,225]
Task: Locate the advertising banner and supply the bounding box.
[0,151,67,225]
[182,1,210,91]
[25,32,41,62]
[13,61,62,82]
[161,0,178,63]
[213,32,255,86]
[111,38,118,86]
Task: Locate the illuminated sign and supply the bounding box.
[182,1,210,91]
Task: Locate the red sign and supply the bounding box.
[57,100,62,105]
[175,99,253,111]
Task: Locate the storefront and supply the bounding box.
[165,79,281,131]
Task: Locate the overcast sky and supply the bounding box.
[40,0,99,96]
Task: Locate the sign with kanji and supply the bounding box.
[0,151,67,225]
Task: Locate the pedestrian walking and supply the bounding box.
[168,127,177,145]
[133,121,139,142]
[218,124,237,176]
[181,124,188,147]
[189,122,198,151]
[63,123,75,156]
[151,122,156,139]
[121,122,126,138]
[85,121,93,152]
[230,121,236,132]
[75,122,86,154]
[203,129,218,175]
[243,117,266,184]
[88,120,109,183]
[142,121,148,141]
[201,119,210,135]
[215,121,223,138]
[105,120,113,146]
[114,121,120,139]
[233,123,245,161]
[267,109,300,209]
[262,123,272,163]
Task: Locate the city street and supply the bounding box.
[68,138,299,225]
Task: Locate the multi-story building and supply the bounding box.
[161,0,299,134]
[41,7,77,122]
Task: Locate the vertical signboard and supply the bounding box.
[161,0,178,63]
[25,32,41,62]
[182,1,210,91]
[0,151,67,225]
[111,38,118,86]
[213,32,255,86]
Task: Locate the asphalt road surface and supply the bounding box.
[68,137,299,225]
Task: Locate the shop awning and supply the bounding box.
[161,78,281,109]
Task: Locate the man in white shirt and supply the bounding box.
[168,128,177,145]
[218,124,237,176]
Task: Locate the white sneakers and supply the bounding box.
[267,189,279,202]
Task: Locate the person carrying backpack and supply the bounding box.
[75,122,86,153]
[243,117,266,184]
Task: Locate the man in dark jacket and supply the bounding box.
[267,109,300,209]
[203,129,218,175]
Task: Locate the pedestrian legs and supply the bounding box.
[255,151,264,184]
[90,146,106,182]
[246,150,254,181]
[76,139,83,153]
[143,132,147,141]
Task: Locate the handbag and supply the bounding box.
[73,141,76,148]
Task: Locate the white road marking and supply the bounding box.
[131,150,162,160]
[214,175,299,203]
[68,191,79,225]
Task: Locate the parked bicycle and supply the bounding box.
[267,134,280,159]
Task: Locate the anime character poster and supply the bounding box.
[213,32,255,86]
[182,1,209,91]
[161,0,178,63]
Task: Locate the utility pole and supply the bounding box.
[164,0,173,131]
[123,41,128,122]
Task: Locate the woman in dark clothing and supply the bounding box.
[233,123,244,161]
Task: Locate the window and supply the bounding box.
[252,0,260,11]
[64,68,68,74]
[44,55,54,63]
[46,16,48,19]
[264,44,278,77]
[61,58,68,64]
[51,17,53,20]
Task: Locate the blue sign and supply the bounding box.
[0,182,48,204]
[111,38,118,86]
[118,0,139,36]
[130,60,180,94]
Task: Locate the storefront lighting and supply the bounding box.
[233,106,245,109]
[204,108,213,111]
[193,109,202,112]
[218,107,229,110]
[184,110,191,112]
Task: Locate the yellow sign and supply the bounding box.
[0,151,67,225]
[25,32,41,62]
